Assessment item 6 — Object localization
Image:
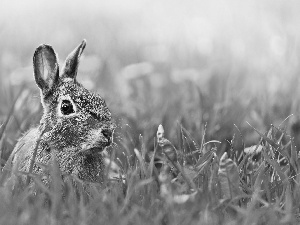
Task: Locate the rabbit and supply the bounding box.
[12,40,115,184]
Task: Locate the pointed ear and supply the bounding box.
[33,44,59,94]
[62,39,86,79]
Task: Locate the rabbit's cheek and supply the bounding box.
[45,120,86,149]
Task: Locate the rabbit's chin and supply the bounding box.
[79,146,105,155]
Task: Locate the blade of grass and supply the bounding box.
[261,148,287,184]
[26,126,46,185]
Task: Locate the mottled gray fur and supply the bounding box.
[12,40,114,183]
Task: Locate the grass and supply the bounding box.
[1,93,300,225]
[1,0,300,224]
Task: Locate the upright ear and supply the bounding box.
[33,44,59,95]
[62,39,86,79]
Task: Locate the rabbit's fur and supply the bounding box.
[12,40,115,183]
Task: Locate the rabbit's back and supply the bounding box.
[12,127,40,173]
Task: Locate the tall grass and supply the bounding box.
[1,117,300,224]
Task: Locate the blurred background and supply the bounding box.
[1,0,300,160]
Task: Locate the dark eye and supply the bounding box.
[61,100,75,115]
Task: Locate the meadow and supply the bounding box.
[1,0,300,224]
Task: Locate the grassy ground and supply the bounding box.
[1,0,300,224]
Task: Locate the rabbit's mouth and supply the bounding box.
[79,146,106,155]
[78,131,113,155]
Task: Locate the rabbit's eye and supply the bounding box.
[61,100,75,115]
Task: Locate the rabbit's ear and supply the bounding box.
[33,44,59,94]
[62,39,86,79]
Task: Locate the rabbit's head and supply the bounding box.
[33,40,114,154]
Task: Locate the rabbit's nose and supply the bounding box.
[101,128,113,145]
